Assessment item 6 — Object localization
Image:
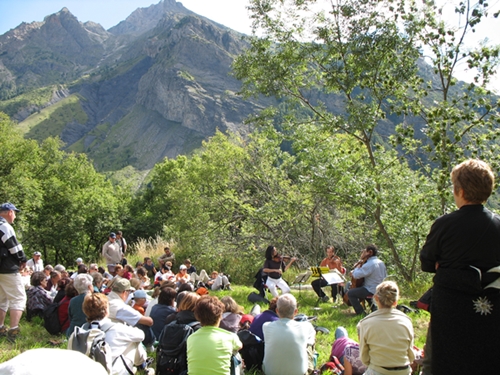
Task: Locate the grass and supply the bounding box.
[0,283,430,371]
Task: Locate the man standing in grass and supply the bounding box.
[0,202,27,342]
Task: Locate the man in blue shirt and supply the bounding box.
[347,244,387,315]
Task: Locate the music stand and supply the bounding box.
[293,271,311,300]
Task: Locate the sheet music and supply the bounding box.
[321,269,345,285]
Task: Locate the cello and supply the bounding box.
[343,253,368,306]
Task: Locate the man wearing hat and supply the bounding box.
[102,232,122,274]
[0,202,27,342]
[26,251,44,272]
[107,278,154,346]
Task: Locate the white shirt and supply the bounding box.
[26,257,44,272]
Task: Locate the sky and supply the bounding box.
[0,0,498,91]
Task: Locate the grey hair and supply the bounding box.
[277,294,297,319]
[74,273,93,294]
[375,280,399,308]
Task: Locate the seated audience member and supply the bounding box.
[26,271,53,321]
[219,296,243,333]
[262,294,316,375]
[330,327,366,375]
[43,264,53,278]
[98,266,113,280]
[249,297,279,340]
[88,263,99,274]
[58,281,79,333]
[207,271,231,291]
[107,278,155,346]
[347,244,387,316]
[92,272,106,293]
[150,286,177,339]
[239,314,254,331]
[158,246,175,268]
[131,290,148,315]
[165,291,200,325]
[20,266,33,290]
[53,277,71,304]
[357,281,415,375]
[184,259,197,275]
[187,295,242,375]
[175,264,191,287]
[114,264,124,278]
[45,271,61,297]
[80,293,154,375]
[122,264,134,280]
[145,280,176,317]
[54,264,68,279]
[154,263,174,286]
[143,257,157,279]
[136,267,151,290]
[67,273,94,337]
[71,264,89,280]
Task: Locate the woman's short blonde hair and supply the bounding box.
[375,280,399,308]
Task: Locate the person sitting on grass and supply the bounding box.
[26,271,53,321]
[80,293,154,375]
[262,294,316,375]
[357,281,415,375]
[187,295,242,375]
[249,296,279,340]
[150,286,177,339]
[67,274,94,337]
[329,327,366,375]
[219,296,244,333]
[131,290,148,315]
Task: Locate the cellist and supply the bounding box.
[346,244,387,316]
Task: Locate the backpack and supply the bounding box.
[156,320,200,375]
[68,321,131,375]
[237,329,264,372]
[43,301,64,335]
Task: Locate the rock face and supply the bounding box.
[0,0,265,171]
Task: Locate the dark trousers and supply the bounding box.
[311,278,342,299]
[137,323,155,346]
[347,286,371,315]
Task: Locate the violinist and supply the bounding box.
[312,245,344,302]
[262,245,296,297]
[346,244,386,316]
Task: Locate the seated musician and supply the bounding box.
[346,244,387,316]
[262,245,296,298]
[311,245,344,303]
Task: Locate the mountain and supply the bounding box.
[0,0,266,173]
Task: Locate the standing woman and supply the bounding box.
[357,281,415,375]
[420,159,500,374]
[262,245,296,297]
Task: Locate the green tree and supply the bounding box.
[234,0,437,281]
[0,112,123,265]
[392,0,500,212]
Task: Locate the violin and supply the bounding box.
[273,253,296,262]
[343,252,369,306]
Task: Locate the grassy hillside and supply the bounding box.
[20,94,87,141]
[0,86,54,117]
